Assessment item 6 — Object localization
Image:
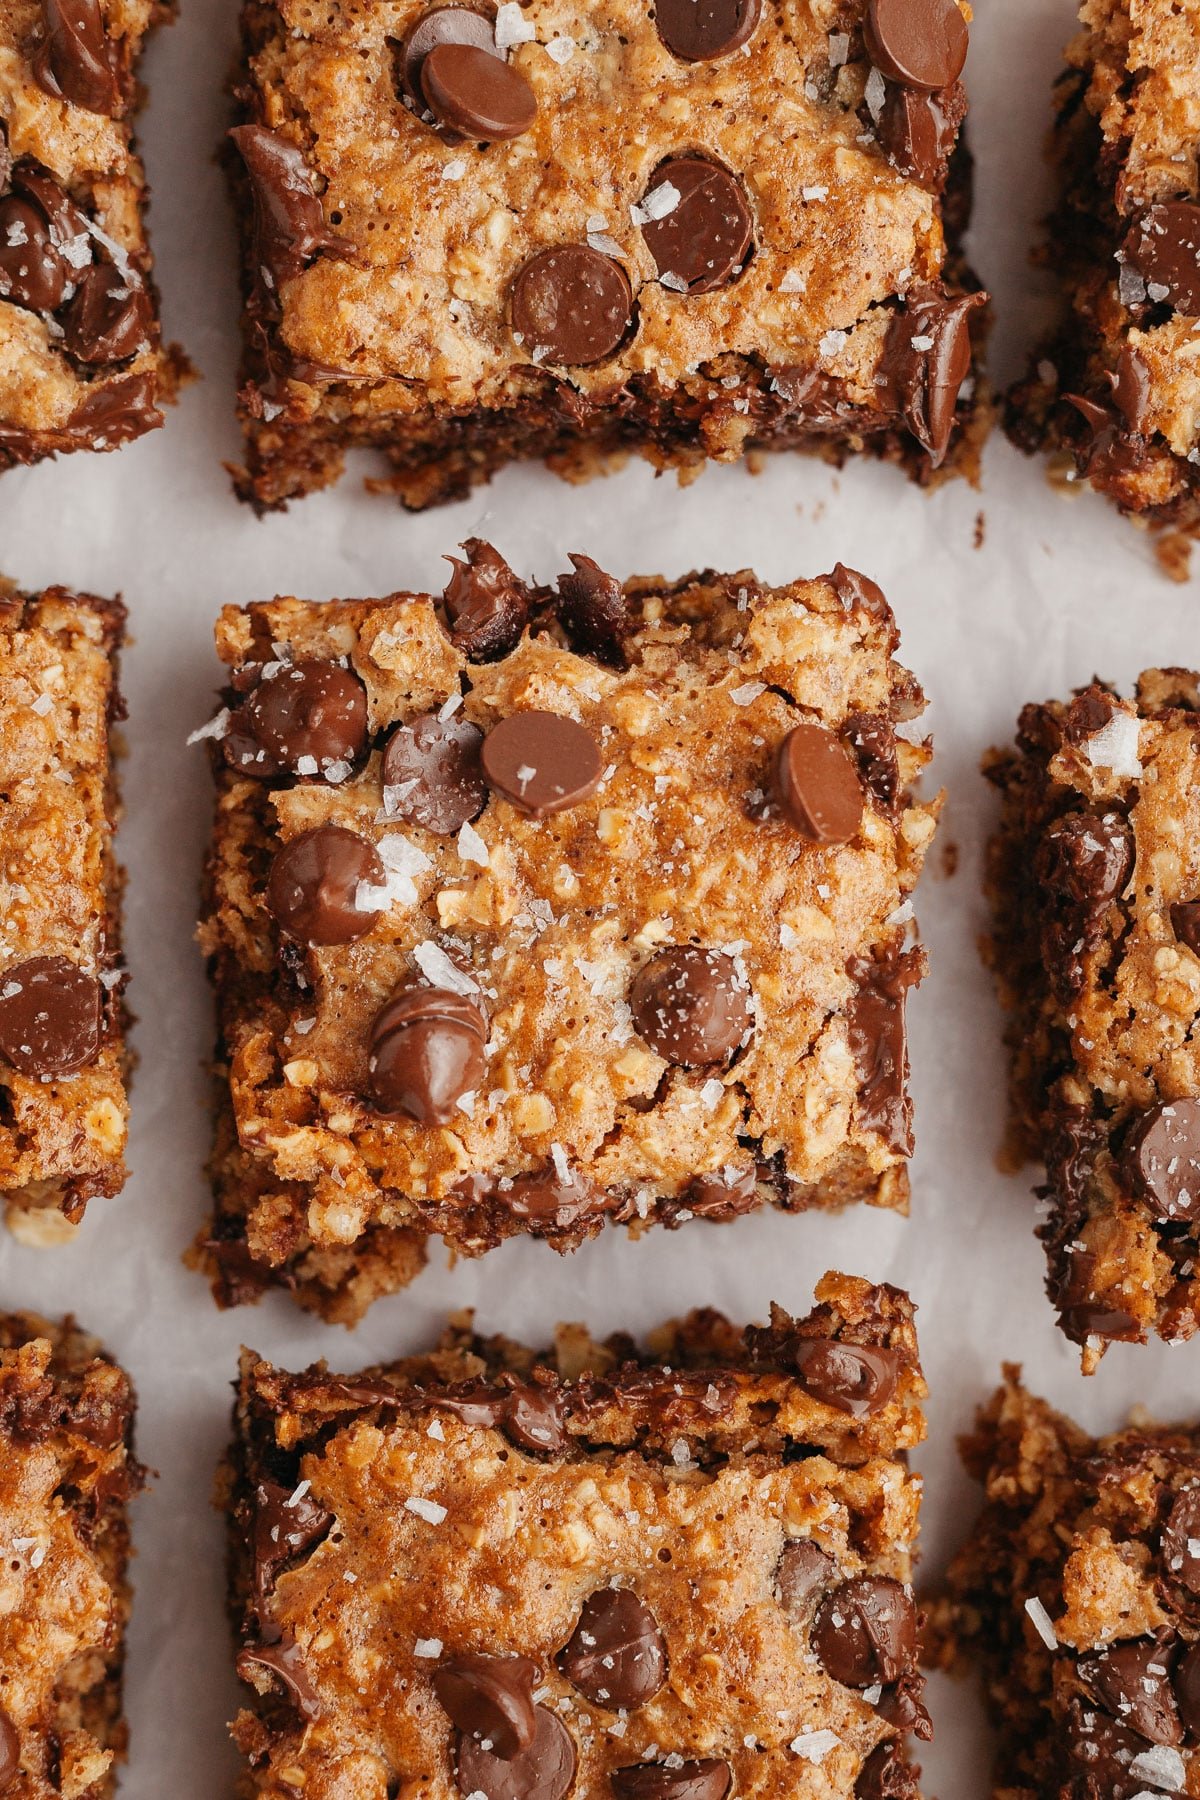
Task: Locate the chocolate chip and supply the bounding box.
[481,711,601,816]
[60,263,153,363]
[828,563,891,624]
[879,285,984,467]
[773,722,864,843]
[510,245,633,366]
[653,0,760,60]
[793,1339,900,1416]
[237,1635,322,1721]
[267,825,384,945]
[878,1672,934,1739]
[228,124,351,290]
[455,1705,576,1800]
[557,554,627,666]
[1122,1100,1200,1224]
[252,1480,333,1606]
[32,0,121,114]
[776,1539,835,1614]
[1035,809,1133,1005]
[60,367,158,446]
[864,0,968,90]
[0,956,102,1079]
[1164,1490,1200,1596]
[0,193,69,313]
[1113,346,1151,432]
[846,951,918,1155]
[502,1379,569,1452]
[812,1577,917,1688]
[226,661,369,780]
[502,1168,604,1229]
[1124,203,1200,317]
[877,82,962,186]
[680,1166,758,1220]
[422,42,536,139]
[368,984,487,1124]
[629,947,754,1066]
[435,1652,539,1757]
[558,1589,667,1710]
[855,1741,920,1800]
[0,1706,17,1788]
[1066,1701,1148,1798]
[845,713,900,815]
[401,7,500,111]
[382,713,486,834]
[1174,1642,1200,1737]
[1078,1636,1182,1745]
[639,158,752,294]
[443,539,531,660]
[611,1760,732,1800]
[1172,902,1200,955]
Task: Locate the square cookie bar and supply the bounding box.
[944,1372,1200,1800]
[985,672,1200,1369]
[0,0,178,465]
[225,1272,930,1800]
[227,0,988,512]
[0,1312,142,1797]
[1007,0,1200,554]
[194,548,937,1322]
[0,584,129,1238]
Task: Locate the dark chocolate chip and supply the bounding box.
[558,1588,667,1710]
[629,946,754,1067]
[237,1635,322,1721]
[557,554,627,666]
[855,1741,920,1800]
[0,956,102,1078]
[611,1760,732,1800]
[227,661,369,780]
[793,1338,899,1416]
[502,1379,569,1452]
[1079,1636,1182,1745]
[1122,1100,1200,1224]
[1035,809,1133,1006]
[1113,346,1151,432]
[828,563,891,623]
[252,1480,334,1605]
[653,0,760,60]
[877,1672,933,1739]
[32,0,121,115]
[876,82,961,185]
[502,1167,604,1229]
[435,1652,539,1757]
[639,157,752,294]
[1124,203,1200,317]
[228,124,351,290]
[368,984,487,1124]
[422,41,536,139]
[481,710,601,816]
[443,539,531,660]
[401,7,500,111]
[1066,1701,1151,1798]
[812,1577,917,1688]
[510,245,633,366]
[776,1538,835,1614]
[845,713,900,815]
[864,0,968,90]
[773,722,864,843]
[680,1166,758,1220]
[0,194,70,313]
[455,1705,576,1800]
[1164,1490,1200,1596]
[1174,1641,1200,1737]
[59,262,153,363]
[267,825,384,945]
[1172,902,1200,955]
[382,713,486,835]
[846,952,918,1155]
[879,285,984,467]
[60,367,158,445]
[0,1707,17,1788]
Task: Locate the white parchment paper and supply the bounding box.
[2,0,1198,1788]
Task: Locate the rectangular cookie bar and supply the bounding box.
[944,1372,1200,1800]
[0,1312,142,1798]
[1006,0,1200,552]
[0,584,129,1237]
[0,0,177,466]
[225,1271,930,1800]
[194,549,937,1322]
[985,672,1200,1368]
[227,0,988,512]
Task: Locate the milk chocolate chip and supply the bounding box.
[611,1761,732,1800]
[776,1538,835,1613]
[812,1577,917,1687]
[225,661,369,780]
[793,1338,899,1416]
[558,1589,667,1709]
[864,0,968,89]
[228,124,351,289]
[639,158,752,293]
[382,712,486,834]
[443,539,531,660]
[1123,1099,1200,1224]
[267,825,384,945]
[252,1480,333,1603]
[847,952,918,1155]
[502,1167,604,1230]
[435,1652,539,1757]
[422,42,536,139]
[481,711,601,816]
[653,0,760,60]
[877,82,963,186]
[237,1635,322,1721]
[629,947,754,1066]
[0,956,102,1078]
[369,984,487,1124]
[1124,203,1200,317]
[879,286,984,467]
[455,1705,577,1800]
[401,7,500,110]
[33,0,122,115]
[511,245,633,365]
[774,722,863,843]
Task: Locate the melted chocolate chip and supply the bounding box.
[679,1166,758,1221]
[877,81,963,186]
[252,1480,333,1605]
[1122,1100,1200,1224]
[0,956,102,1078]
[0,192,69,313]
[422,41,536,138]
[1174,1641,1200,1736]
[558,1589,667,1710]
[503,1379,569,1452]
[237,1635,322,1721]
[639,158,752,293]
[629,947,754,1066]
[60,262,153,363]
[443,539,531,659]
[557,554,627,665]
[828,562,891,623]
[1035,809,1133,1006]
[776,1538,835,1614]
[1164,1489,1200,1596]
[455,1704,576,1800]
[878,1672,933,1739]
[0,1706,16,1788]
[845,713,900,815]
[32,0,121,114]
[864,0,968,90]
[879,286,984,467]
[228,124,351,290]
[61,367,158,445]
[1173,902,1200,956]
[1079,1636,1182,1745]
[481,711,602,816]
[793,1338,899,1416]
[267,825,384,945]
[846,952,918,1155]
[435,1652,539,1757]
[854,1741,920,1800]
[1124,203,1200,317]
[653,0,759,60]
[611,1761,731,1800]
[510,245,633,366]
[382,713,486,834]
[773,721,864,843]
[812,1577,917,1687]
[368,984,487,1124]
[1113,346,1151,432]
[401,7,500,111]
[1067,1701,1150,1798]
[225,661,369,780]
[502,1167,604,1229]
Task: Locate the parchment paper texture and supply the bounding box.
[2,0,1198,1790]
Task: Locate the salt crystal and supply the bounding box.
[729,680,766,705]
[414,1637,443,1657]
[494,1,535,45]
[1024,1596,1058,1649]
[405,1496,447,1525]
[545,34,575,60]
[864,66,886,119]
[819,328,847,358]
[1084,710,1142,778]
[790,1729,840,1762]
[187,708,230,745]
[827,30,849,62]
[1129,1745,1187,1790]
[458,820,490,866]
[442,159,467,181]
[413,941,480,994]
[780,268,806,293]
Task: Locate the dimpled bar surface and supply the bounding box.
[224,1273,930,1800]
[194,549,937,1323]
[1006,0,1200,554]
[0,585,128,1239]
[227,0,988,513]
[0,0,178,465]
[944,1373,1200,1800]
[0,1313,142,1799]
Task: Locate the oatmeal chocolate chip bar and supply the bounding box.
[944,1371,1200,1800]
[0,585,129,1239]
[0,1313,143,1798]
[226,0,988,513]
[224,1271,930,1800]
[0,0,179,466]
[1006,0,1200,554]
[193,549,937,1323]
